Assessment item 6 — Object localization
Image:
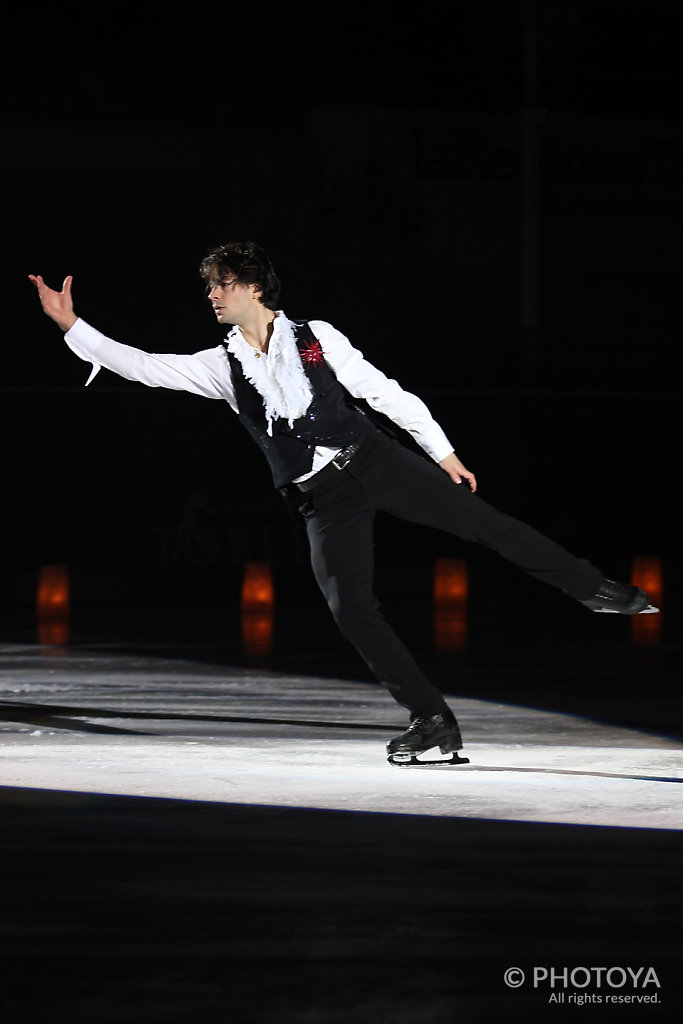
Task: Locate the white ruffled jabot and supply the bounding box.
[226,313,314,435]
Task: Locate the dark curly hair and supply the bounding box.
[199,242,281,310]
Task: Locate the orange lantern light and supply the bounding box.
[36,564,70,646]
[631,555,663,647]
[241,561,275,656]
[433,557,468,652]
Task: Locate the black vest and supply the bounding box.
[224,321,375,488]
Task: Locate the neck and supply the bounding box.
[238,307,277,352]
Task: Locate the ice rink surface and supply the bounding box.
[1,642,682,1022]
[1,645,682,829]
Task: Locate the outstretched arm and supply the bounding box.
[28,274,77,332]
[27,273,236,404]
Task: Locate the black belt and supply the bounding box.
[295,441,363,492]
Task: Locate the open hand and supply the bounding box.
[439,451,477,492]
[28,274,77,332]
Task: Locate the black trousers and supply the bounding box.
[301,432,602,718]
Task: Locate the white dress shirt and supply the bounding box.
[63,313,455,477]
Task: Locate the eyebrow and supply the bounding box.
[206,276,238,290]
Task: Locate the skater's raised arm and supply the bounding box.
[29,274,77,332]
[28,274,236,405]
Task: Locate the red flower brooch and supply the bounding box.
[300,339,324,367]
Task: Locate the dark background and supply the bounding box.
[2,0,680,658]
[2,5,683,1024]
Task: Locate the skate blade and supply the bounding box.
[388,750,470,768]
[593,604,659,615]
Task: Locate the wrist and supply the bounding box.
[59,313,78,332]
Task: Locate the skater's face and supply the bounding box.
[207,273,262,326]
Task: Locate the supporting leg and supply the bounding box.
[305,480,450,718]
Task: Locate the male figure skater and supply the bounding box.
[29,242,657,766]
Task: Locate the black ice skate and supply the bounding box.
[580,578,659,615]
[387,709,469,768]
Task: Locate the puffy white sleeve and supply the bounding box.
[309,320,454,462]
[63,318,237,409]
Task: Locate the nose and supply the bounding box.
[208,285,219,300]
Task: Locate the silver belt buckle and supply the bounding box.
[332,444,354,471]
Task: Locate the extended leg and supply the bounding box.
[366,441,603,599]
[305,475,450,718]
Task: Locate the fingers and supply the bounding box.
[453,468,477,492]
[438,453,477,491]
[29,273,50,296]
[28,274,73,292]
[460,468,477,492]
